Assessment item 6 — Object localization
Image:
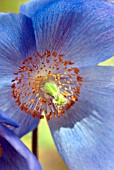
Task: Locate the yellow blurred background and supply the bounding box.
[0,1,114,170]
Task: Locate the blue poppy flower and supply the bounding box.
[0,0,114,169]
[0,110,42,170]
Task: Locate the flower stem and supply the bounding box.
[32,127,38,158]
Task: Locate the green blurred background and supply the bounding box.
[0,1,114,170]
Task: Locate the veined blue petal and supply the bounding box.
[20,0,113,18]
[48,66,114,170]
[20,0,56,18]
[0,125,42,170]
[0,13,39,137]
[0,12,36,86]
[0,110,19,127]
[32,0,114,67]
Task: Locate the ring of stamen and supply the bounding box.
[11,50,83,120]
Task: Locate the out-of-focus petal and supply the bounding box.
[0,110,19,127]
[0,13,39,137]
[48,66,114,170]
[20,0,56,18]
[32,0,114,67]
[0,125,42,170]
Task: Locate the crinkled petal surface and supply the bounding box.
[20,0,56,18]
[0,125,42,170]
[0,110,19,127]
[32,0,114,67]
[48,66,114,170]
[0,13,39,137]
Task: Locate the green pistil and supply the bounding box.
[44,82,68,106]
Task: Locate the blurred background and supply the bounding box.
[0,0,114,170]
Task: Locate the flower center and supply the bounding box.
[11,51,83,120]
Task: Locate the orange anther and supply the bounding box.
[52,52,58,57]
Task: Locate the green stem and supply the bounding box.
[32,127,38,158]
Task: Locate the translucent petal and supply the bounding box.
[32,0,114,67]
[20,0,55,18]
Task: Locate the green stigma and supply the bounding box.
[44,82,68,106]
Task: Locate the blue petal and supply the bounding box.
[0,125,42,170]
[0,86,39,137]
[0,13,39,137]
[20,0,56,18]
[0,12,36,86]
[0,110,19,127]
[48,66,114,170]
[32,0,114,67]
